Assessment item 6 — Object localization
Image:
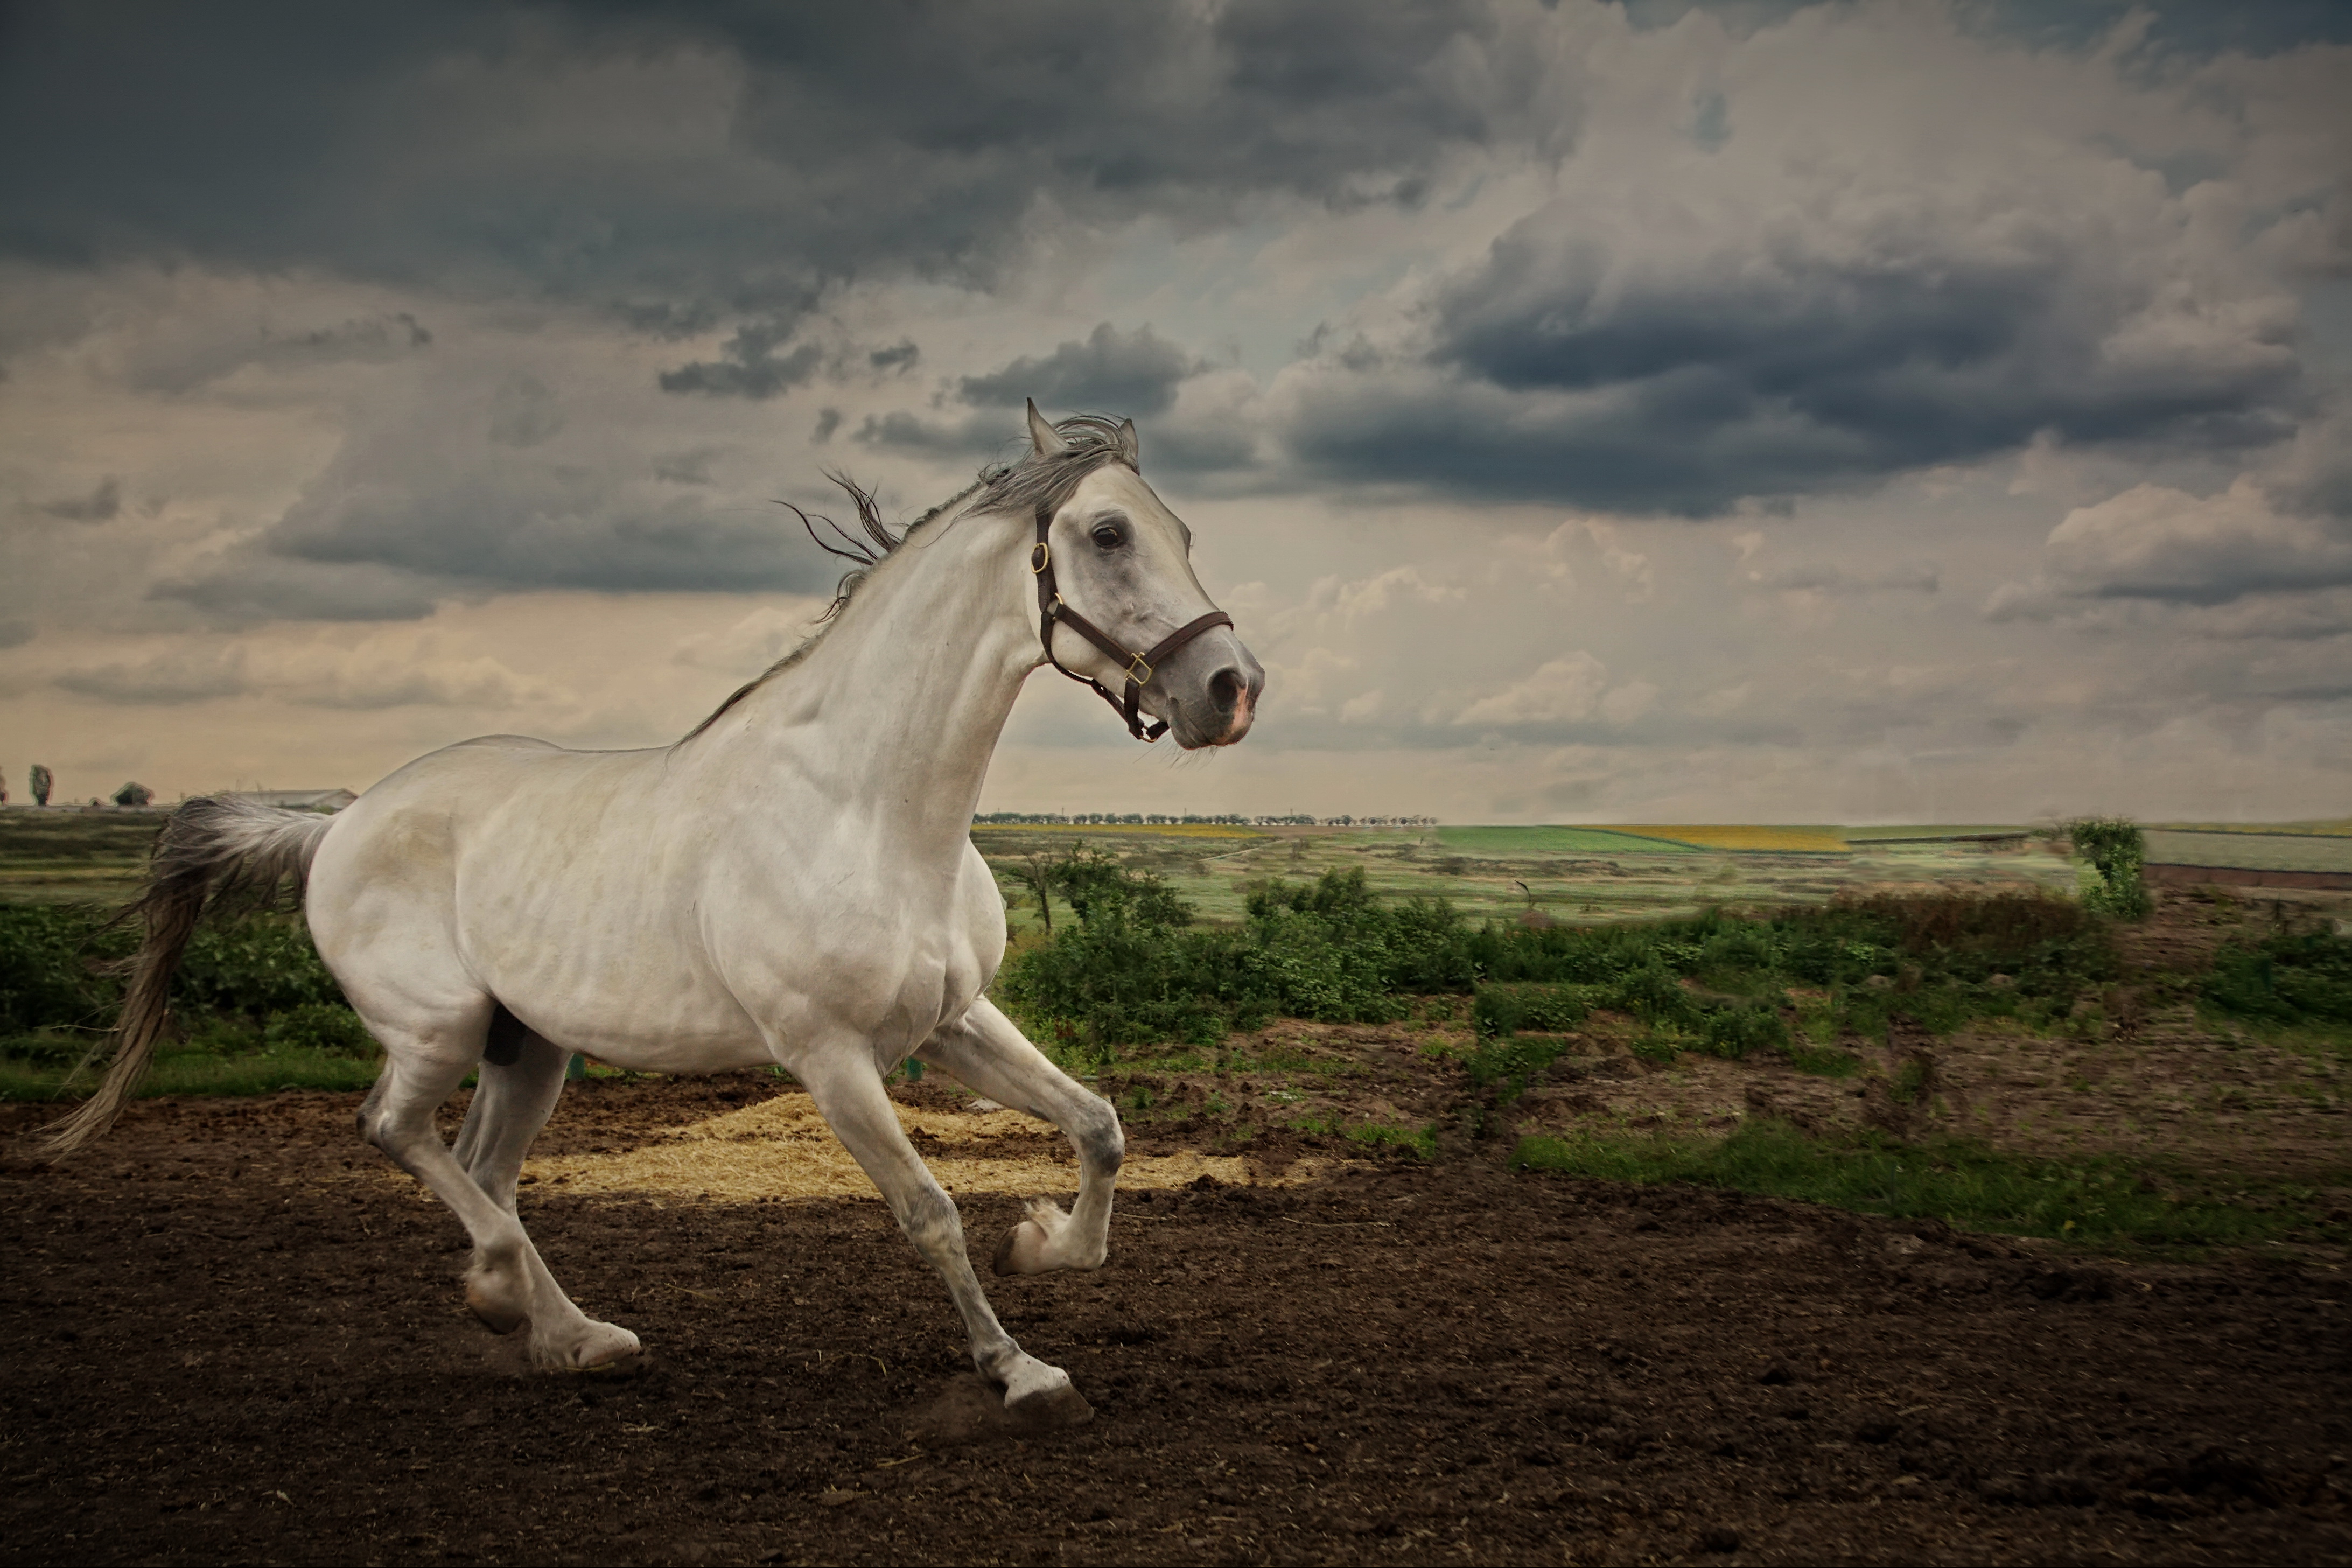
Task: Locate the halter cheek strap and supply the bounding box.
[1033,506,1234,743]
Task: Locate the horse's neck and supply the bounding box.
[699,507,1037,853]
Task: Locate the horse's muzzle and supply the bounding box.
[1205,664,1257,745]
[1179,641,1263,748]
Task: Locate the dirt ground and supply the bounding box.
[4,1075,2349,1567]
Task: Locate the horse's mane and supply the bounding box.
[677,413,1137,744]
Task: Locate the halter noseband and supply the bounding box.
[1032,505,1234,743]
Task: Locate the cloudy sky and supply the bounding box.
[2,1,2347,823]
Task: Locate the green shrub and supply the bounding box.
[263,1002,378,1058]
[0,904,131,1033]
[1461,1033,1580,1099]
[1000,863,1471,1054]
[177,914,349,1021]
[1699,1005,1789,1059]
[2067,816,2150,921]
[2202,928,2352,1026]
[998,858,2120,1055]
[1473,982,1590,1037]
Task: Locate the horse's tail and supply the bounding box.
[38,796,338,1159]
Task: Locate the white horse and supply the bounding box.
[46,403,1262,1424]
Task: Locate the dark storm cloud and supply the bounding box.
[1987,409,2352,622]
[148,557,449,625]
[957,324,1198,417]
[121,311,437,396]
[856,323,1214,460]
[29,477,121,522]
[1283,194,2306,515]
[485,374,564,449]
[152,417,843,622]
[1628,0,2352,56]
[851,324,1251,472]
[260,462,839,596]
[0,0,1516,325]
[53,660,250,706]
[658,321,824,400]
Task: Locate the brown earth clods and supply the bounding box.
[4,1080,2350,1567]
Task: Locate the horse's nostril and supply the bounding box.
[1209,668,1244,715]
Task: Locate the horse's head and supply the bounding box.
[1019,402,1263,750]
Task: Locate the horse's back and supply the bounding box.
[307,737,668,964]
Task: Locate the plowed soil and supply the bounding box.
[3,1081,2349,1567]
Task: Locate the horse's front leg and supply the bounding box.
[793,1044,1091,1426]
[916,997,1124,1276]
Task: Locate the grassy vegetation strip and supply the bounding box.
[1593,825,1851,853]
[1434,825,1702,856]
[1,901,379,1101]
[999,859,2129,1060]
[2156,818,2352,838]
[0,1047,380,1101]
[1512,1119,2344,1251]
[2144,831,2352,873]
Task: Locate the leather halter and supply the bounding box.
[1032,505,1234,742]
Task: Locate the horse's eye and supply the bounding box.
[1090,521,1126,550]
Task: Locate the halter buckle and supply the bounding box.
[1124,654,1153,685]
[1030,541,1050,574]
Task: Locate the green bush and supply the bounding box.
[2202,928,2352,1026]
[1698,1004,1789,1060]
[1461,1033,1580,1100]
[1000,863,1473,1054]
[0,902,364,1075]
[1472,982,1590,1037]
[0,904,131,1034]
[263,1002,379,1058]
[177,914,349,1021]
[2068,816,2150,921]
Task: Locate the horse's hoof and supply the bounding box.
[539,1320,642,1373]
[1005,1379,1094,1433]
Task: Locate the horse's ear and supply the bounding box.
[1113,417,1139,467]
[1025,399,1067,457]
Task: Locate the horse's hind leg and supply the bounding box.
[916,998,1123,1276]
[795,1045,1090,1425]
[450,1025,571,1213]
[359,1028,638,1371]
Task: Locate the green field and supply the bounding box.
[0,807,165,905]
[18,809,2344,936]
[1432,824,1703,855]
[973,821,2078,932]
[2156,817,2352,838]
[2145,829,2352,873]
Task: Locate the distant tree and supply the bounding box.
[2066,816,2150,921]
[1012,852,1058,934]
[29,764,52,807]
[112,781,153,807]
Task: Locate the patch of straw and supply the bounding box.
[519,1093,1340,1201]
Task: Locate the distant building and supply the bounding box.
[227,788,358,813]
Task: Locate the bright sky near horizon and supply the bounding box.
[1,1,2347,823]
